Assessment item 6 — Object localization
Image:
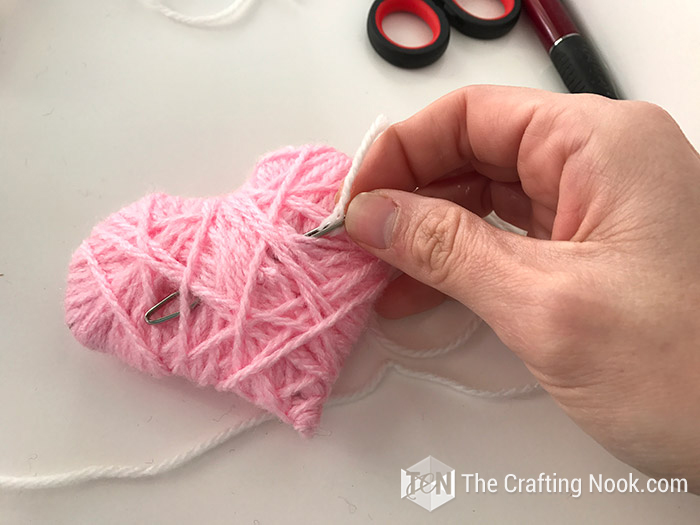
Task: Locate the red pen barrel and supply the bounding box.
[522,0,619,98]
[522,0,579,50]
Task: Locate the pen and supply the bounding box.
[522,0,619,99]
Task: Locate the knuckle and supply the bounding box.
[629,101,675,126]
[408,206,466,286]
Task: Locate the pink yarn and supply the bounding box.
[65,145,390,435]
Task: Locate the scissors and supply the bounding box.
[367,0,522,68]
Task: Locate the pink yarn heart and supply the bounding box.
[65,145,390,435]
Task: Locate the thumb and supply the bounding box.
[345,189,543,325]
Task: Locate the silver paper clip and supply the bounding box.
[144,291,201,325]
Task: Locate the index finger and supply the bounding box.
[350,85,573,202]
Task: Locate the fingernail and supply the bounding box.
[345,192,397,249]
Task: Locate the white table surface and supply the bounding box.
[1,0,699,523]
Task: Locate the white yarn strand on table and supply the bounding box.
[0,362,539,490]
[140,0,257,27]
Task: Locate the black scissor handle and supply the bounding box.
[438,0,521,39]
[367,0,450,69]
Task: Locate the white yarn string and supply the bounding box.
[140,0,255,27]
[311,115,390,236]
[0,413,273,490]
[0,119,540,491]
[369,312,483,359]
[390,364,541,399]
[484,212,527,235]
[0,363,539,490]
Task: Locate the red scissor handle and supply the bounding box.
[367,0,450,68]
[367,0,522,69]
[441,0,521,39]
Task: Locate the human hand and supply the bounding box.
[344,86,700,492]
